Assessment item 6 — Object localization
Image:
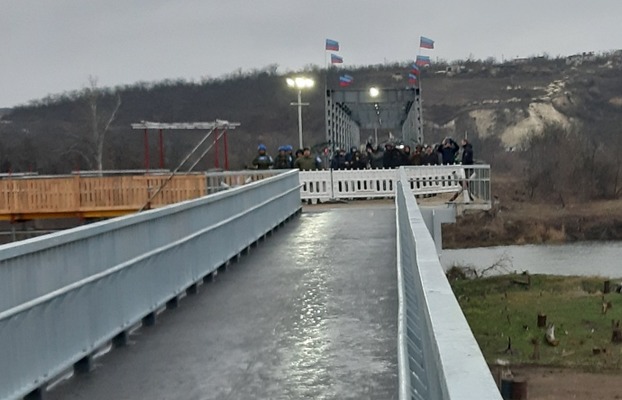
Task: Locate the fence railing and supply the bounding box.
[300,165,491,208]
[0,170,301,400]
[396,167,501,400]
[204,170,282,193]
[0,174,207,217]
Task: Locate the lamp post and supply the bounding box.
[286,77,314,149]
[369,87,380,146]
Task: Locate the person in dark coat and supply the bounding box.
[330,149,347,169]
[450,139,475,202]
[421,145,439,165]
[366,144,384,169]
[438,137,459,165]
[383,143,401,168]
[400,145,412,166]
[461,139,474,166]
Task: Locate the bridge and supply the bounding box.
[0,166,490,223]
[0,167,501,400]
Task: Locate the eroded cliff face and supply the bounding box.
[423,56,622,147]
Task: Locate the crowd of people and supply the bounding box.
[250,138,473,171]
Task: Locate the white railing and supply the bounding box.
[396,168,501,399]
[0,171,301,400]
[299,165,491,207]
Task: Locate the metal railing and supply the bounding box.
[299,165,491,208]
[0,170,301,400]
[204,169,282,193]
[396,168,501,400]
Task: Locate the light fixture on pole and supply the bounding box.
[286,77,315,149]
[369,87,381,145]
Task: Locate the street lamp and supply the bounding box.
[286,77,315,149]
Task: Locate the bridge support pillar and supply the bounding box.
[166,297,179,310]
[112,331,130,348]
[74,355,94,374]
[142,312,157,327]
[186,283,199,295]
[420,205,456,253]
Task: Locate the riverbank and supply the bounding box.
[452,273,622,399]
[443,174,622,249]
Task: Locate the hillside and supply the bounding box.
[1,52,622,182]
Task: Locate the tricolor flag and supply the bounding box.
[420,36,434,49]
[411,63,420,75]
[415,55,431,66]
[331,54,343,64]
[325,39,339,51]
[339,74,353,87]
[408,73,418,85]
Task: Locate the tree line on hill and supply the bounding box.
[1,52,622,205]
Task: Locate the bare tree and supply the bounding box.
[85,76,122,171]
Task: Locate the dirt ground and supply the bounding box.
[491,366,622,400]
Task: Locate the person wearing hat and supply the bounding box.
[252,144,273,169]
[382,142,401,168]
[284,145,295,167]
[273,146,291,169]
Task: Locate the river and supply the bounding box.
[440,241,622,278]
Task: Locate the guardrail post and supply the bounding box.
[203,271,217,283]
[166,296,179,310]
[186,283,199,295]
[142,312,157,327]
[112,331,130,348]
[74,355,94,374]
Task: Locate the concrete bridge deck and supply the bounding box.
[46,204,398,400]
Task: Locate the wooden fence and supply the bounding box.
[0,175,207,220]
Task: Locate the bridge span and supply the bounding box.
[47,203,398,400]
[0,168,500,400]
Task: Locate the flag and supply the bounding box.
[325,39,339,51]
[331,54,343,64]
[420,36,434,49]
[339,74,353,87]
[416,55,431,66]
[408,73,418,85]
[411,63,420,75]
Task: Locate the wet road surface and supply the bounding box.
[47,204,398,400]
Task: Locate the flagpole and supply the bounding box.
[324,43,330,167]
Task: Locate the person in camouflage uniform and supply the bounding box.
[273,146,291,169]
[294,147,319,171]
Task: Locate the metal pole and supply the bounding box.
[214,129,220,169]
[144,128,150,172]
[158,129,164,169]
[297,89,303,149]
[223,130,229,170]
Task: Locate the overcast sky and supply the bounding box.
[2,0,620,108]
